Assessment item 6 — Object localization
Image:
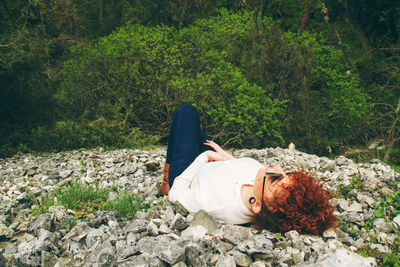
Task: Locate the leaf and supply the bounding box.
[373,209,384,218]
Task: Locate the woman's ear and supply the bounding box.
[252,201,262,214]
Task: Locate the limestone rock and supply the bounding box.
[216,255,236,267]
[237,233,274,255]
[298,248,377,267]
[0,146,398,267]
[222,225,254,245]
[190,210,219,232]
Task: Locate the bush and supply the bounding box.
[57,10,286,148]
[32,182,148,220]
[29,118,159,152]
[240,20,369,154]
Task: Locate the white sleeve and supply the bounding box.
[168,152,209,212]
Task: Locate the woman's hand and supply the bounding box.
[204,140,234,161]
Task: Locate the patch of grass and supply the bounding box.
[334,175,365,198]
[31,197,55,218]
[101,192,148,219]
[31,181,149,220]
[357,234,400,266]
[54,182,109,214]
[355,186,400,266]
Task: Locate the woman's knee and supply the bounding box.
[178,104,198,113]
[177,104,199,117]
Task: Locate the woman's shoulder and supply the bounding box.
[234,157,262,166]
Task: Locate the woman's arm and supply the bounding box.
[168,152,209,212]
[204,140,234,161]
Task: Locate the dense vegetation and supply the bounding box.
[1,0,399,163]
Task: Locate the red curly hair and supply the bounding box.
[255,171,336,235]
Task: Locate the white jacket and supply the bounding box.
[169,152,262,224]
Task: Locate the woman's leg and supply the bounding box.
[166,104,212,187]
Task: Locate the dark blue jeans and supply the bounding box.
[166,104,213,187]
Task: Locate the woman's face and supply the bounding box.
[254,166,292,211]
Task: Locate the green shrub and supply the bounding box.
[29,118,159,152]
[57,10,286,148]
[32,182,148,220]
[101,192,147,219]
[54,182,109,213]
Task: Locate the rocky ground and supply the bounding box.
[0,146,399,266]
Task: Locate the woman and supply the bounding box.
[159,105,336,235]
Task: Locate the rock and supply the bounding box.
[126,219,149,233]
[0,223,12,238]
[41,251,58,267]
[370,243,390,253]
[173,201,190,216]
[158,242,186,265]
[288,143,296,150]
[117,245,139,260]
[0,146,398,267]
[159,223,171,234]
[147,256,166,267]
[285,230,300,241]
[29,213,53,234]
[16,192,33,204]
[293,250,305,264]
[230,250,252,267]
[295,248,377,267]
[85,228,105,248]
[392,214,400,228]
[222,224,254,245]
[147,221,159,236]
[118,254,147,267]
[62,221,90,242]
[171,213,188,230]
[353,239,364,251]
[88,211,120,228]
[190,210,219,232]
[343,211,364,223]
[164,206,175,223]
[216,255,236,267]
[335,199,349,212]
[137,236,159,255]
[185,242,210,267]
[237,233,274,255]
[250,261,267,267]
[15,229,58,266]
[373,218,389,232]
[85,240,116,265]
[181,225,207,241]
[322,229,337,239]
[346,202,363,212]
[172,262,187,267]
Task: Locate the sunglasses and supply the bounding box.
[260,172,292,211]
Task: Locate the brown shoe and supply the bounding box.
[159,163,170,195]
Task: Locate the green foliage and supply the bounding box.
[58,10,286,148]
[30,118,159,152]
[1,0,399,162]
[101,192,147,219]
[335,175,366,198]
[337,173,400,266]
[33,181,148,219]
[54,182,109,213]
[358,234,400,266]
[31,197,55,218]
[282,31,369,154]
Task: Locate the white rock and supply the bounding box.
[346,202,363,212]
[295,248,377,267]
[393,215,400,228]
[181,225,207,241]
